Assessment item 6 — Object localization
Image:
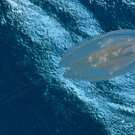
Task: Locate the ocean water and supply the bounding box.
[0,0,135,135]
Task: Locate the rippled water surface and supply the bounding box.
[0,0,135,135]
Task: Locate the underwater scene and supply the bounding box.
[0,0,135,135]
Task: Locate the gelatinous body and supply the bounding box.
[59,30,135,81]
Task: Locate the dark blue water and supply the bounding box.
[0,0,135,135]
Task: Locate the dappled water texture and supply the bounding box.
[59,30,135,81]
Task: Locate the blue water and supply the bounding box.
[0,0,135,135]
